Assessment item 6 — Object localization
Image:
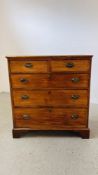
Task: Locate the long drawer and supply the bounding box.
[14,108,88,129]
[11,74,89,89]
[12,90,88,107]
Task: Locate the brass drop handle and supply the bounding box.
[71,77,80,83]
[48,73,51,79]
[71,114,79,120]
[25,63,33,68]
[20,78,29,83]
[71,95,80,100]
[66,62,74,68]
[21,95,29,100]
[48,108,52,112]
[22,114,31,120]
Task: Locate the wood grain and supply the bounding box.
[6,55,93,61]
[10,61,48,73]
[11,73,89,89]
[51,60,90,72]
[12,90,88,107]
[6,55,92,138]
[14,108,88,129]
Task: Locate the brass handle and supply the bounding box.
[71,95,80,100]
[22,114,31,120]
[71,114,79,120]
[20,78,29,83]
[21,95,29,100]
[25,63,33,68]
[66,62,74,68]
[48,73,51,79]
[71,77,80,83]
[48,108,52,112]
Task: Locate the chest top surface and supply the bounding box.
[6,55,92,60]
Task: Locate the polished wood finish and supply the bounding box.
[6,55,92,138]
[10,61,48,73]
[11,74,89,89]
[12,90,88,107]
[51,60,90,72]
[14,108,88,128]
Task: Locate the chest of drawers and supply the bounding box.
[6,55,92,138]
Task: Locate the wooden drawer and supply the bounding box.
[13,90,48,107]
[11,74,89,89]
[14,108,88,129]
[51,60,90,72]
[11,74,49,89]
[50,74,89,88]
[49,90,88,107]
[12,90,88,107]
[10,61,48,73]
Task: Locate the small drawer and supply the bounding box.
[10,61,48,73]
[14,108,87,129]
[11,74,89,89]
[10,74,49,89]
[51,60,90,72]
[50,90,88,107]
[50,74,89,89]
[12,90,49,107]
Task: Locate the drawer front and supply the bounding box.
[14,108,87,129]
[10,61,48,73]
[12,90,49,107]
[51,74,89,88]
[11,74,89,89]
[50,90,88,107]
[12,90,88,107]
[11,74,49,89]
[51,60,90,72]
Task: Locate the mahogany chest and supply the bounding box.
[6,55,92,138]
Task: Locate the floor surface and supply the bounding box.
[0,93,98,175]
